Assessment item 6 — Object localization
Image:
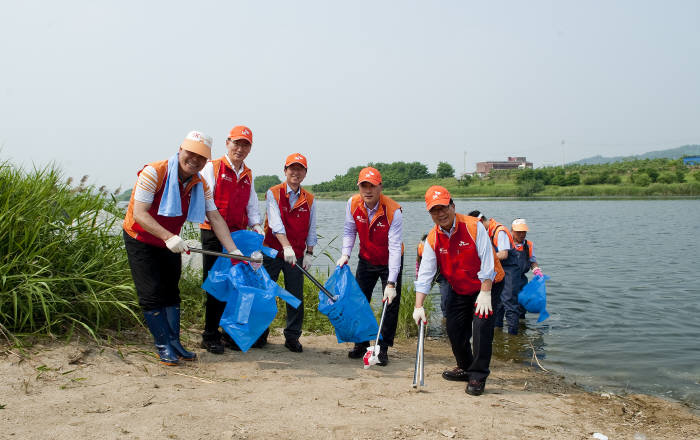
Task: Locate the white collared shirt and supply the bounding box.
[200,154,261,226]
[342,197,403,283]
[265,185,318,247]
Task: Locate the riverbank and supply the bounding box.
[2,331,697,440]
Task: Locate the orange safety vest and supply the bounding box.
[123,160,206,248]
[200,157,252,231]
[350,194,403,266]
[263,183,314,259]
[428,214,504,293]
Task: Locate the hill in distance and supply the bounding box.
[569,144,700,166]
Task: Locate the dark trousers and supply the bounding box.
[444,283,496,381]
[123,231,181,311]
[355,257,403,347]
[438,275,450,318]
[263,255,304,341]
[201,229,227,339]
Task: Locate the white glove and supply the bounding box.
[474,290,492,318]
[336,254,349,267]
[252,224,264,236]
[231,249,243,258]
[283,246,296,266]
[383,284,397,304]
[302,253,312,270]
[412,307,427,325]
[165,235,189,253]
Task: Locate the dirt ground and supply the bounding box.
[1,330,698,440]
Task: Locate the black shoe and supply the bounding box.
[284,339,303,353]
[252,328,270,348]
[222,332,242,351]
[376,347,388,366]
[466,378,486,396]
[200,337,224,355]
[442,367,470,382]
[348,342,369,359]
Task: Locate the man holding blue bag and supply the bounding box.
[337,167,403,366]
[199,125,265,354]
[122,130,239,366]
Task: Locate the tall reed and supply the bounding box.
[0,161,139,338]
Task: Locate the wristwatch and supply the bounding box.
[387,281,396,287]
[305,250,313,255]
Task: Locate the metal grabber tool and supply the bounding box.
[363,299,388,369]
[188,248,264,270]
[412,320,425,389]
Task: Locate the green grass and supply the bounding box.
[0,161,140,339]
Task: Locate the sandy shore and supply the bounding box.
[1,330,698,440]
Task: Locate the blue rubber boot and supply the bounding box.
[143,309,180,366]
[164,306,197,361]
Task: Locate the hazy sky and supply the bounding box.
[2,1,699,191]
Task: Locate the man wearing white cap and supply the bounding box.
[123,130,239,366]
[499,218,542,335]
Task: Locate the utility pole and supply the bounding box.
[561,139,566,167]
[463,151,467,176]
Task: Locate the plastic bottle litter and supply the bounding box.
[592,434,608,440]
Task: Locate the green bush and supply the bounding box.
[656,172,677,184]
[0,161,139,338]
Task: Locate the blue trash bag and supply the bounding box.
[517,274,551,323]
[202,230,278,303]
[201,230,299,352]
[318,265,379,344]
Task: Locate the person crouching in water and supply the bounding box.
[413,186,501,395]
[122,131,240,365]
[262,153,317,353]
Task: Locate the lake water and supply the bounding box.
[308,199,700,408]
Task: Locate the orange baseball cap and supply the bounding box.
[181,130,213,160]
[512,218,529,231]
[285,153,308,169]
[228,126,253,145]
[357,167,381,186]
[425,185,451,211]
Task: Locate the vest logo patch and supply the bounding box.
[375,221,385,228]
[438,248,448,254]
[241,176,249,184]
[221,173,233,182]
[356,215,367,223]
[296,206,308,212]
[458,241,469,247]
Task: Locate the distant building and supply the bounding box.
[683,156,700,166]
[476,156,533,175]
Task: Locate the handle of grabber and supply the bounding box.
[412,324,420,388]
[295,264,338,302]
[188,248,263,264]
[418,320,425,386]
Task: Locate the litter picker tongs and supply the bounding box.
[295,264,339,302]
[412,320,425,389]
[188,247,263,264]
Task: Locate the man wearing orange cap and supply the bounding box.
[199,125,265,354]
[413,186,499,396]
[498,218,541,335]
[337,167,403,366]
[123,130,240,366]
[262,153,317,352]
